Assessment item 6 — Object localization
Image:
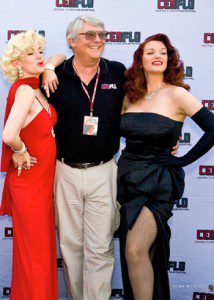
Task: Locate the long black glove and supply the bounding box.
[154,106,214,168]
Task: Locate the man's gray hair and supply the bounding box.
[66,15,105,40]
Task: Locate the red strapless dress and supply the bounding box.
[0,77,58,299]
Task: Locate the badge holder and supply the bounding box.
[83,111,99,136]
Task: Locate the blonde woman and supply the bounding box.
[0,31,65,299]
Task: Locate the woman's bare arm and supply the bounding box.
[3,85,36,174]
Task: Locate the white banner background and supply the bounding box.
[0,1,213,299]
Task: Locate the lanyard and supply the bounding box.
[73,63,100,117]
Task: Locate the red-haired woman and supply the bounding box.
[118,34,214,300]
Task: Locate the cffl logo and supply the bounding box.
[202,100,214,111]
[197,230,214,240]
[174,198,188,209]
[199,166,214,176]
[204,33,214,44]
[157,0,195,9]
[105,32,141,43]
[3,288,11,296]
[193,292,214,299]
[55,0,93,7]
[180,132,191,144]
[185,66,193,78]
[4,227,13,238]
[111,289,124,297]
[168,261,186,272]
[57,258,63,268]
[8,30,45,40]
[101,84,117,90]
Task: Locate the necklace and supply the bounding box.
[143,82,165,101]
[35,93,55,138]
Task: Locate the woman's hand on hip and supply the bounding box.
[12,152,37,176]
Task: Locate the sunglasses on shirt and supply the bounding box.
[78,30,107,41]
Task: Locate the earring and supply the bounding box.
[18,66,23,78]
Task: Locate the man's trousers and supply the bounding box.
[54,159,119,300]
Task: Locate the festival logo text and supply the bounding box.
[156,0,195,12]
[195,230,214,244]
[173,198,189,210]
[202,100,214,111]
[54,0,94,11]
[105,31,141,44]
[202,33,214,47]
[7,30,45,40]
[168,261,186,273]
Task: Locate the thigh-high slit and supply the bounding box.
[117,151,185,300]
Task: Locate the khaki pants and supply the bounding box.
[54,159,119,300]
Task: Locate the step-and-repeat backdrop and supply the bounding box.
[0,1,213,299]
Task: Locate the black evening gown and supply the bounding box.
[117,112,185,300]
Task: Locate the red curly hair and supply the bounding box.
[125,33,190,103]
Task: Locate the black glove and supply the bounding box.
[155,106,214,168]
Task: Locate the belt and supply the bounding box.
[59,158,111,169]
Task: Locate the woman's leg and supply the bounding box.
[125,206,157,300]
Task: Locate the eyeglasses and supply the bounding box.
[78,30,107,41]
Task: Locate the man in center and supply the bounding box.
[45,15,126,300]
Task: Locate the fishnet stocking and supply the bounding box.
[125,206,158,300]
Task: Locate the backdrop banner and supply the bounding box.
[0,1,213,299]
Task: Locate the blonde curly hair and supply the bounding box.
[0,30,45,83]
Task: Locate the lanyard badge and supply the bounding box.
[83,115,99,136]
[73,63,100,136]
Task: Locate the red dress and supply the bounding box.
[0,77,58,299]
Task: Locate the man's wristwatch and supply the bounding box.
[44,64,55,71]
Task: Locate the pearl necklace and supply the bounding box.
[143,82,165,101]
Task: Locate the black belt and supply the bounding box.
[59,158,111,169]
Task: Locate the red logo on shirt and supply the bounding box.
[101,84,117,90]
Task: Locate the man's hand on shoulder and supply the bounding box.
[42,54,66,97]
[42,69,59,98]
